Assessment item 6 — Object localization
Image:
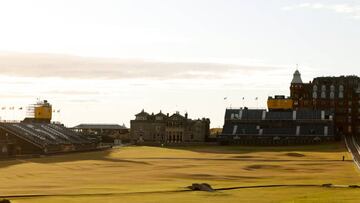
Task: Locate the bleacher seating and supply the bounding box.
[221,108,335,144]
[0,122,95,153]
[265,111,293,120]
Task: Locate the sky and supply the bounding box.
[0,0,359,128]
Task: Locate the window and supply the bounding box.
[136,116,147,120]
[339,92,344,98]
[330,85,335,91]
[313,85,318,91]
[330,92,335,99]
[313,92,317,99]
[321,91,326,98]
[321,85,326,91]
[339,85,344,91]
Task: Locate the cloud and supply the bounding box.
[0,52,283,80]
[41,90,101,96]
[283,2,360,20]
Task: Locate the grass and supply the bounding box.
[0,142,359,202]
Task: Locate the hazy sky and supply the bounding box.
[0,0,359,127]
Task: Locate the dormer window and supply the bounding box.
[136,116,147,120]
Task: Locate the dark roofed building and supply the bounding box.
[72,123,130,143]
[130,110,210,144]
[73,124,128,132]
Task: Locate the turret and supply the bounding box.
[290,69,305,109]
[291,69,303,84]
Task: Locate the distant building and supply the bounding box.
[290,70,360,137]
[130,110,210,143]
[72,124,130,143]
[220,108,335,145]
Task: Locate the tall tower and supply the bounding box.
[290,69,304,109]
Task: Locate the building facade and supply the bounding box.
[130,110,210,143]
[290,71,360,137]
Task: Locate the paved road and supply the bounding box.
[345,135,360,170]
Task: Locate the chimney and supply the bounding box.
[185,112,188,119]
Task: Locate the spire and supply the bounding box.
[291,68,303,84]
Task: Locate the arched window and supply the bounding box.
[313,85,318,91]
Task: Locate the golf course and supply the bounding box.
[1,143,360,202]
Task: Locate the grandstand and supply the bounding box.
[220,108,335,145]
[0,122,96,155]
[0,100,97,156]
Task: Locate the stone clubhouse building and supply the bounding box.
[130,110,210,144]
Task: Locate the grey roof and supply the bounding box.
[135,109,150,116]
[155,111,167,117]
[73,124,128,130]
[225,108,333,120]
[169,113,186,120]
[291,70,303,84]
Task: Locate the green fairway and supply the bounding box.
[1,143,359,203]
